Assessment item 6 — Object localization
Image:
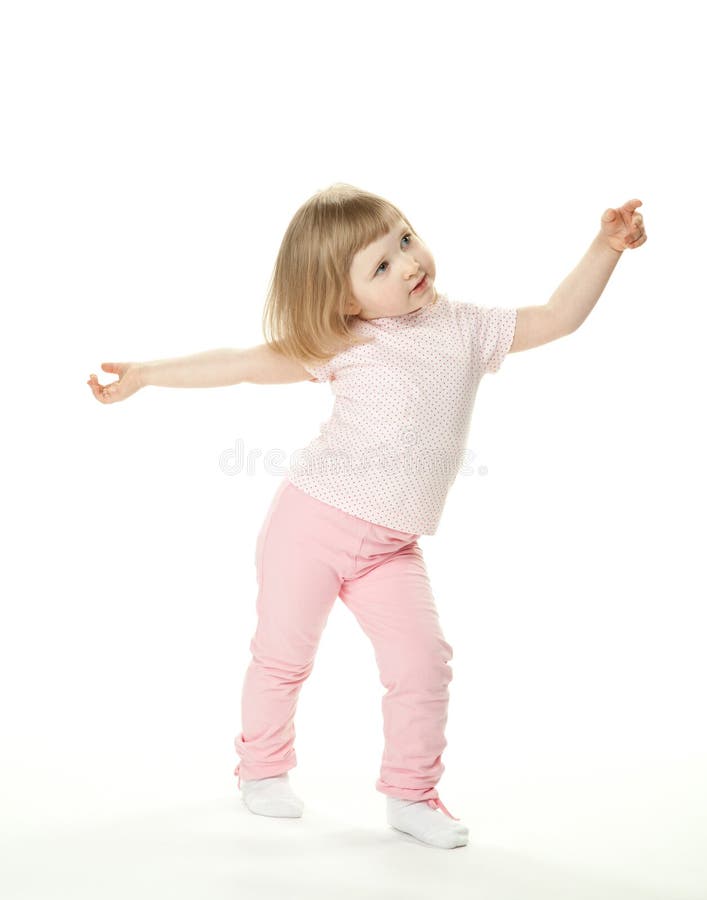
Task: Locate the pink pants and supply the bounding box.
[234,479,458,818]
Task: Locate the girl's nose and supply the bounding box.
[405,264,421,284]
[404,256,421,278]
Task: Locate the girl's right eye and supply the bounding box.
[375,233,412,275]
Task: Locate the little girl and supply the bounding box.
[88,183,646,849]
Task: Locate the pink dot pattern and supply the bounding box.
[287,292,517,535]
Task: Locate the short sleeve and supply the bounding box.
[301,357,336,384]
[460,303,517,374]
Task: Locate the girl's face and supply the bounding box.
[346,219,437,320]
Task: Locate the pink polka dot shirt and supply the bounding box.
[287,292,517,535]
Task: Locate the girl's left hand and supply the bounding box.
[600,199,647,253]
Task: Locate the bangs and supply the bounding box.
[310,184,414,262]
[340,203,407,256]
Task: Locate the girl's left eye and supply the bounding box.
[376,233,412,274]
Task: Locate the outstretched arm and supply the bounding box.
[509,199,646,354]
[88,343,310,403]
[139,343,311,387]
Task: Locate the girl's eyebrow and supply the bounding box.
[369,227,410,275]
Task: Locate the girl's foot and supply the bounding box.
[386,797,469,849]
[241,773,304,818]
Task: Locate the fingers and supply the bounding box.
[604,200,642,226]
[626,210,646,247]
[87,373,118,402]
[626,229,647,248]
[606,199,646,249]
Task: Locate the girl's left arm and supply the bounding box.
[509,199,646,354]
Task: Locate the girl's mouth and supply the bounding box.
[411,275,428,294]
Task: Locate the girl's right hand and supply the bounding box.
[87,362,143,404]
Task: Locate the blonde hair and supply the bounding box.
[262,183,425,368]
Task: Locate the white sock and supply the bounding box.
[386,797,469,849]
[240,773,304,818]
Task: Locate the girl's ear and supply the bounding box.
[344,295,362,316]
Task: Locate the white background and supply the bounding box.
[1,1,705,897]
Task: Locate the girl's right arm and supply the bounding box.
[87,344,311,404]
